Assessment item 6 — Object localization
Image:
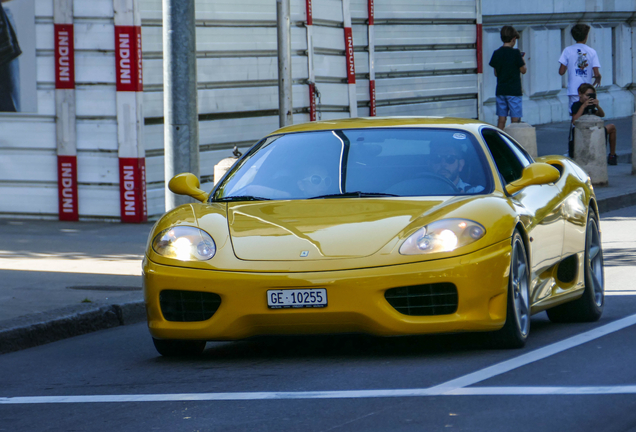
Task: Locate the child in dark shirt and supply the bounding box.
[489,26,527,130]
[571,83,617,165]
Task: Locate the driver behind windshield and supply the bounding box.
[432,142,484,193]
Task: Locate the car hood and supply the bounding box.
[227,198,452,261]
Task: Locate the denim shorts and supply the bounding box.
[496,95,522,118]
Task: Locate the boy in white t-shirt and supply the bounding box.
[558,24,601,112]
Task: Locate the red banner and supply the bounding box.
[368,0,374,25]
[115,26,143,92]
[344,27,356,84]
[119,158,147,223]
[54,24,75,90]
[309,83,317,121]
[369,80,376,117]
[476,23,483,74]
[57,155,79,221]
[306,0,313,25]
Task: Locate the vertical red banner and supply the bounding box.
[54,24,75,89]
[119,158,147,223]
[305,0,313,26]
[476,23,483,74]
[57,155,79,221]
[367,0,374,25]
[115,26,143,92]
[309,83,317,121]
[344,27,356,84]
[369,80,376,117]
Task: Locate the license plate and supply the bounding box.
[267,289,327,309]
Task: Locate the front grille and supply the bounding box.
[159,290,222,322]
[384,283,458,316]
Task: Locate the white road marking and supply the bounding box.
[3,386,636,405]
[426,312,636,394]
[2,313,635,405]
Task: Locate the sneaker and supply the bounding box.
[608,154,618,165]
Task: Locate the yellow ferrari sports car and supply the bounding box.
[143,117,605,356]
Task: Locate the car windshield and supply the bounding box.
[213,128,492,201]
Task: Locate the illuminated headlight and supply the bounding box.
[399,219,486,255]
[152,226,216,261]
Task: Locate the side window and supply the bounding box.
[480,128,526,184]
[499,134,533,166]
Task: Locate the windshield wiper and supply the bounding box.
[215,195,271,202]
[309,191,399,199]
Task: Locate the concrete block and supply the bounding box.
[505,122,538,157]
[573,115,608,186]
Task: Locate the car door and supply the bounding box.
[480,128,565,280]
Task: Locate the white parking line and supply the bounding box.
[2,313,636,405]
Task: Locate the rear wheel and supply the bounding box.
[547,210,604,322]
[152,338,207,357]
[491,230,530,349]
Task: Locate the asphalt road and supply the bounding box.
[1,206,636,432]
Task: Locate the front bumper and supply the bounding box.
[144,239,511,341]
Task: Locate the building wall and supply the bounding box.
[481,0,636,126]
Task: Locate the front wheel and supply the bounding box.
[491,230,530,349]
[547,210,604,322]
[152,338,207,357]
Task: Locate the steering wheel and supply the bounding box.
[413,172,460,193]
[386,172,459,196]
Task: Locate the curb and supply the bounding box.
[0,300,145,355]
[597,191,636,214]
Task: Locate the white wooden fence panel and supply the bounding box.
[375,25,476,46]
[0,150,56,181]
[374,50,476,74]
[77,187,120,217]
[313,26,345,51]
[35,0,53,17]
[77,121,118,151]
[73,0,114,18]
[144,85,310,118]
[0,119,56,149]
[375,0,476,20]
[314,54,348,79]
[143,56,308,87]
[377,99,477,117]
[0,186,58,215]
[77,153,119,183]
[36,23,54,50]
[141,26,307,54]
[313,0,344,23]
[376,75,478,101]
[75,87,117,117]
[37,89,56,116]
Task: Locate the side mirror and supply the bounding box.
[168,173,209,202]
[505,163,560,195]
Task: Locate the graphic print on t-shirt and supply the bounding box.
[576,49,589,77]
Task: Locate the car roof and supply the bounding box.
[269,116,489,135]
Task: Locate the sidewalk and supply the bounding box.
[1,118,636,354]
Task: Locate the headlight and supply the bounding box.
[152,226,216,261]
[399,219,486,255]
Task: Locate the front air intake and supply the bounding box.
[159,290,221,322]
[384,283,458,316]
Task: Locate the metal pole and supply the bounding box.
[277,0,293,127]
[163,0,199,210]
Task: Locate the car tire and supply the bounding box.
[491,230,530,349]
[152,338,207,357]
[546,210,604,323]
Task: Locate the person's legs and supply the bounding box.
[508,96,523,123]
[495,96,509,130]
[605,124,617,165]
